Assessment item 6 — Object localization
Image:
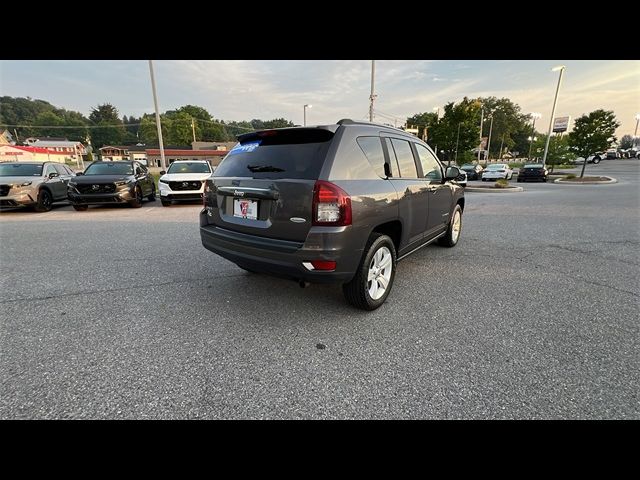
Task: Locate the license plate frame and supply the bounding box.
[233,198,258,220]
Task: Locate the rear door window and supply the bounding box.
[214,129,334,179]
[389,138,418,178]
[357,136,386,178]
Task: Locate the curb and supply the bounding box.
[465,186,524,193]
[554,176,617,185]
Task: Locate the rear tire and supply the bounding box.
[343,233,396,311]
[438,204,463,248]
[73,204,88,211]
[148,188,156,201]
[593,156,601,164]
[34,189,53,212]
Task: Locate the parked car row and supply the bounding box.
[0,160,213,212]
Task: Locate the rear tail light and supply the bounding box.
[312,180,352,226]
[310,260,336,271]
[203,181,210,207]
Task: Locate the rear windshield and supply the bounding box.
[167,162,211,174]
[524,164,542,168]
[214,129,334,179]
[487,164,507,169]
[84,162,133,175]
[0,163,43,176]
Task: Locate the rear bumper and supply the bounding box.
[161,193,203,201]
[199,211,361,284]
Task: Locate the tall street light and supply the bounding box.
[486,115,494,161]
[454,122,461,166]
[528,113,542,161]
[304,104,312,126]
[542,65,566,168]
[477,107,484,163]
[148,60,166,172]
[635,113,640,137]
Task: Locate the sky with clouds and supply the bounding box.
[1,60,638,137]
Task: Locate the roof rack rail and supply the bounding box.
[337,118,411,131]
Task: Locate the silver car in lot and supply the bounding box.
[0,161,75,211]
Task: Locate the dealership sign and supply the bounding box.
[553,116,571,133]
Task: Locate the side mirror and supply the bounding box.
[76,172,84,176]
[49,172,59,179]
[160,171,166,175]
[445,166,460,180]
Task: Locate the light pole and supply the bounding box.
[454,122,461,165]
[148,60,166,172]
[369,60,377,122]
[304,104,312,126]
[635,113,640,140]
[433,107,441,120]
[542,65,566,168]
[477,107,484,163]
[486,115,494,161]
[528,113,542,161]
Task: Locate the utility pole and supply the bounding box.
[454,123,461,165]
[477,107,484,163]
[148,60,167,172]
[498,134,505,161]
[486,115,494,161]
[369,60,377,122]
[191,117,197,143]
[542,66,566,168]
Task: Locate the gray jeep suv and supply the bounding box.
[200,119,464,310]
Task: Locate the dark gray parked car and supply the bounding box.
[200,119,465,310]
[0,161,75,211]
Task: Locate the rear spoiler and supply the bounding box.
[237,125,339,143]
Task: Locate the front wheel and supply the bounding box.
[343,233,396,311]
[593,157,601,164]
[34,189,53,212]
[161,198,171,207]
[148,188,156,201]
[129,186,143,208]
[438,204,463,248]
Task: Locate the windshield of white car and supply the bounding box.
[167,162,211,174]
[0,163,44,176]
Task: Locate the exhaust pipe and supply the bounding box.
[299,280,310,288]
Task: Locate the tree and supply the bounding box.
[423,97,481,164]
[473,96,531,159]
[619,134,634,150]
[263,118,294,129]
[569,110,620,177]
[406,112,438,140]
[537,134,575,172]
[88,103,126,148]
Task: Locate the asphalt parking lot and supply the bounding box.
[1,160,638,419]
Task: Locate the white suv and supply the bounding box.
[158,160,213,206]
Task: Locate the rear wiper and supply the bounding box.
[247,164,285,173]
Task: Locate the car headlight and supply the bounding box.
[115,180,133,187]
[158,178,169,184]
[19,181,33,187]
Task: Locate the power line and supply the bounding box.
[0,117,257,132]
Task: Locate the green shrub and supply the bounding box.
[495,179,510,188]
[565,173,576,179]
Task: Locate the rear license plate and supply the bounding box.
[233,198,258,220]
